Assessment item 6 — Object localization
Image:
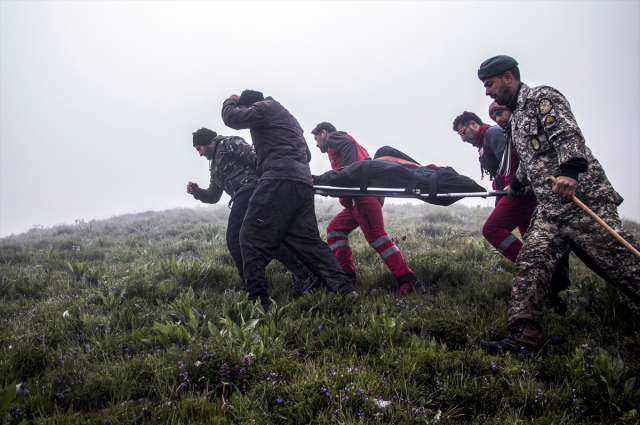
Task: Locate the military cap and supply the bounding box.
[193,128,217,146]
[477,55,518,80]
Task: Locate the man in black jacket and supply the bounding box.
[221,90,356,309]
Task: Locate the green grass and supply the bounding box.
[0,201,639,424]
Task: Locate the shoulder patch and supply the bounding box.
[544,116,557,129]
[539,98,553,115]
[530,138,541,151]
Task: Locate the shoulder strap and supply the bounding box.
[405,166,427,194]
[429,170,439,198]
[359,159,371,192]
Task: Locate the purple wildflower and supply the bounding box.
[220,363,230,383]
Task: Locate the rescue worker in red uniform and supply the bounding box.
[311,122,424,296]
[453,107,611,309]
[453,110,539,262]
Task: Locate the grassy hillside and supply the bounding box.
[0,200,639,424]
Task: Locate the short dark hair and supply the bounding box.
[238,90,264,106]
[500,66,520,82]
[311,122,337,135]
[452,112,483,132]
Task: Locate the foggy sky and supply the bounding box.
[1,1,639,237]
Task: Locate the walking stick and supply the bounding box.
[551,177,640,260]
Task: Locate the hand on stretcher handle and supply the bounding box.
[550,176,640,260]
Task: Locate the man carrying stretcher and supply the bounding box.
[311,122,424,296]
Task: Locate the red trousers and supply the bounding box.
[482,194,538,262]
[327,197,413,279]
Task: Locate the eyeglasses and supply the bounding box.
[458,124,470,137]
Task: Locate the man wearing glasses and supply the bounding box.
[452,105,580,307]
[452,110,540,263]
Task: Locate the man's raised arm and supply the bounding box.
[221,96,268,130]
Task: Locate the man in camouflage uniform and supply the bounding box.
[476,55,640,356]
[187,127,316,289]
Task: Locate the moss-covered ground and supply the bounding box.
[0,200,638,424]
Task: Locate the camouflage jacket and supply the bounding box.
[195,135,259,205]
[510,83,622,216]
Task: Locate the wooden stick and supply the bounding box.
[551,177,640,260]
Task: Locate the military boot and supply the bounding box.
[480,320,540,357]
[396,273,425,296]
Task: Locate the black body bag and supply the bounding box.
[313,146,485,206]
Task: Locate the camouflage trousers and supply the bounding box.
[509,200,640,326]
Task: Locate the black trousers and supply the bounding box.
[226,188,312,285]
[240,180,355,308]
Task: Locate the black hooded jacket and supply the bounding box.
[221,97,312,185]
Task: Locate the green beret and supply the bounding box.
[477,55,518,80]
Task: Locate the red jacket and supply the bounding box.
[326,131,376,208]
[327,131,370,169]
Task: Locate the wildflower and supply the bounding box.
[220,363,230,383]
[238,367,247,385]
[243,356,250,367]
[15,382,27,396]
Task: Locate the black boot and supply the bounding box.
[480,320,540,357]
[396,273,425,296]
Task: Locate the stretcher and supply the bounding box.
[313,185,507,202]
[311,146,507,206]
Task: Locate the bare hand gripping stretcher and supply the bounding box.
[312,146,507,206]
